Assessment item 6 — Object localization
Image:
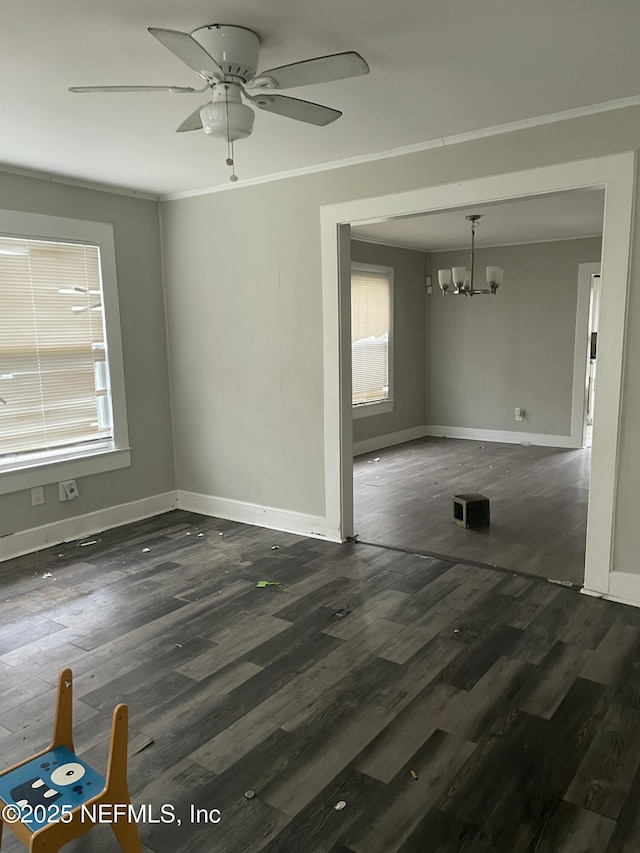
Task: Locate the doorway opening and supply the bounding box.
[348,193,603,586]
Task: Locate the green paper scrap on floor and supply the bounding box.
[256,581,281,588]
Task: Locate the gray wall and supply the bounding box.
[427,238,602,435]
[0,172,174,536]
[161,104,640,573]
[351,240,427,444]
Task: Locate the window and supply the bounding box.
[0,211,130,493]
[351,263,393,416]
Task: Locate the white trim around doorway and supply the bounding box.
[320,152,635,601]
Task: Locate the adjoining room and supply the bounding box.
[350,190,604,586]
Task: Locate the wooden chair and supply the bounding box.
[0,668,141,852]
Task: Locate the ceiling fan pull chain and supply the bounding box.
[229,143,238,182]
[224,85,239,182]
[224,85,232,161]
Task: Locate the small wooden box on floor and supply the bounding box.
[453,493,490,528]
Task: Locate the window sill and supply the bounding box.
[352,399,394,419]
[0,446,132,496]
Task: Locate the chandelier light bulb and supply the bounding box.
[438,270,452,291]
[452,267,467,287]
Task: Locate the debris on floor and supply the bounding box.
[410,769,419,780]
[244,791,255,800]
[142,548,151,553]
[42,572,53,579]
[270,545,280,550]
[175,644,183,649]
[334,801,347,811]
[333,606,351,619]
[256,581,281,588]
[131,736,155,756]
[78,539,99,547]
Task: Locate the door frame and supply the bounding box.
[320,152,635,598]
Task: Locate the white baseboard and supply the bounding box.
[353,425,429,457]
[0,491,177,563]
[425,425,579,449]
[599,571,640,608]
[176,490,341,542]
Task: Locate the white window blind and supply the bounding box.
[351,266,391,405]
[0,235,112,461]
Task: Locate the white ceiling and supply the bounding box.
[2,1,640,196]
[351,189,605,253]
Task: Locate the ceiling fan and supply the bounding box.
[70,24,369,181]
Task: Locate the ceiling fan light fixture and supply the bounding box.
[200,99,254,141]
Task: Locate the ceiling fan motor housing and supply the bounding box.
[191,24,260,81]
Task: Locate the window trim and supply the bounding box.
[0,210,130,493]
[351,261,394,418]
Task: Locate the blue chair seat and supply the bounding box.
[0,746,104,832]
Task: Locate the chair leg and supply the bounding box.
[111,816,142,853]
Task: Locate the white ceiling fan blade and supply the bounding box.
[69,85,201,94]
[252,94,341,126]
[148,28,223,80]
[176,106,204,133]
[252,52,369,90]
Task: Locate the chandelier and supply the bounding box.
[438,215,503,296]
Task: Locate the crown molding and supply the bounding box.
[0,163,158,201]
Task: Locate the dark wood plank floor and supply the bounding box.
[354,437,591,585]
[1,510,638,852]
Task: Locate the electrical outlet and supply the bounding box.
[31,486,45,506]
[515,407,524,422]
[58,480,79,501]
[426,275,433,294]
